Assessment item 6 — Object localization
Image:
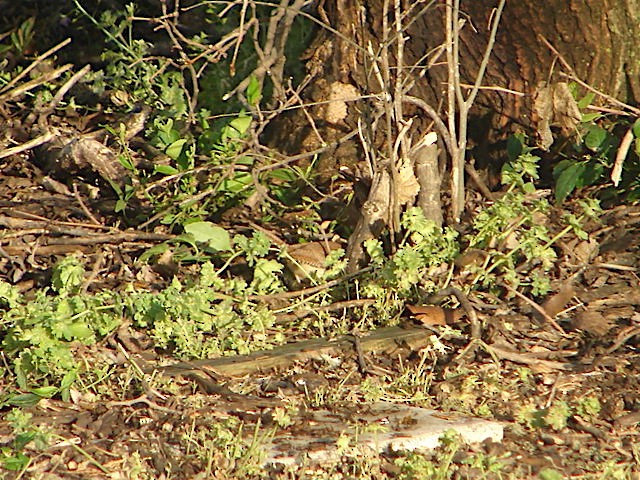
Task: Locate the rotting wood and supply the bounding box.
[154,325,432,378]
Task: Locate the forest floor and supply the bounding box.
[0,3,639,476]
[1,147,639,479]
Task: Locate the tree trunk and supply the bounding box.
[289,0,640,170]
[269,0,639,265]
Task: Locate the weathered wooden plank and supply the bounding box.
[157,325,429,377]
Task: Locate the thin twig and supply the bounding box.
[0,38,71,95]
[503,284,567,335]
[72,183,102,225]
[0,131,56,160]
[249,267,373,302]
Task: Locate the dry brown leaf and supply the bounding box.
[406,305,461,327]
[573,238,599,264]
[542,282,575,318]
[454,248,488,269]
[570,308,613,336]
[325,81,358,124]
[533,81,581,150]
[396,159,420,206]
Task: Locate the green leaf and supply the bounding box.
[154,164,179,175]
[59,321,93,341]
[538,468,563,480]
[577,91,595,109]
[51,256,85,295]
[576,162,604,188]
[221,172,252,193]
[506,134,524,161]
[632,119,640,138]
[184,222,232,251]
[139,243,169,263]
[554,162,585,203]
[7,393,42,407]
[246,75,262,106]
[118,154,135,171]
[0,281,22,308]
[251,259,283,294]
[30,386,58,398]
[115,198,127,213]
[224,115,251,140]
[165,138,187,160]
[269,168,298,182]
[580,112,601,123]
[1,452,30,471]
[584,125,607,151]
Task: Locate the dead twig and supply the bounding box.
[249,266,373,302]
[0,38,71,97]
[72,183,102,225]
[604,325,640,355]
[275,299,376,323]
[430,286,481,340]
[487,344,575,371]
[0,131,56,160]
[503,284,567,335]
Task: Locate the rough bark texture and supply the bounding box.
[278,0,640,168]
[405,0,640,139]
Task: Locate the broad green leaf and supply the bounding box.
[554,162,585,203]
[115,198,127,213]
[1,452,30,471]
[139,243,169,263]
[222,172,252,193]
[184,222,232,251]
[584,125,607,151]
[576,162,604,188]
[580,112,601,123]
[7,393,42,407]
[31,386,58,398]
[225,115,251,139]
[59,322,93,341]
[269,168,298,182]
[118,154,135,171]
[506,134,524,161]
[165,138,187,160]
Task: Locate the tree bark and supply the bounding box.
[291,0,640,165]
